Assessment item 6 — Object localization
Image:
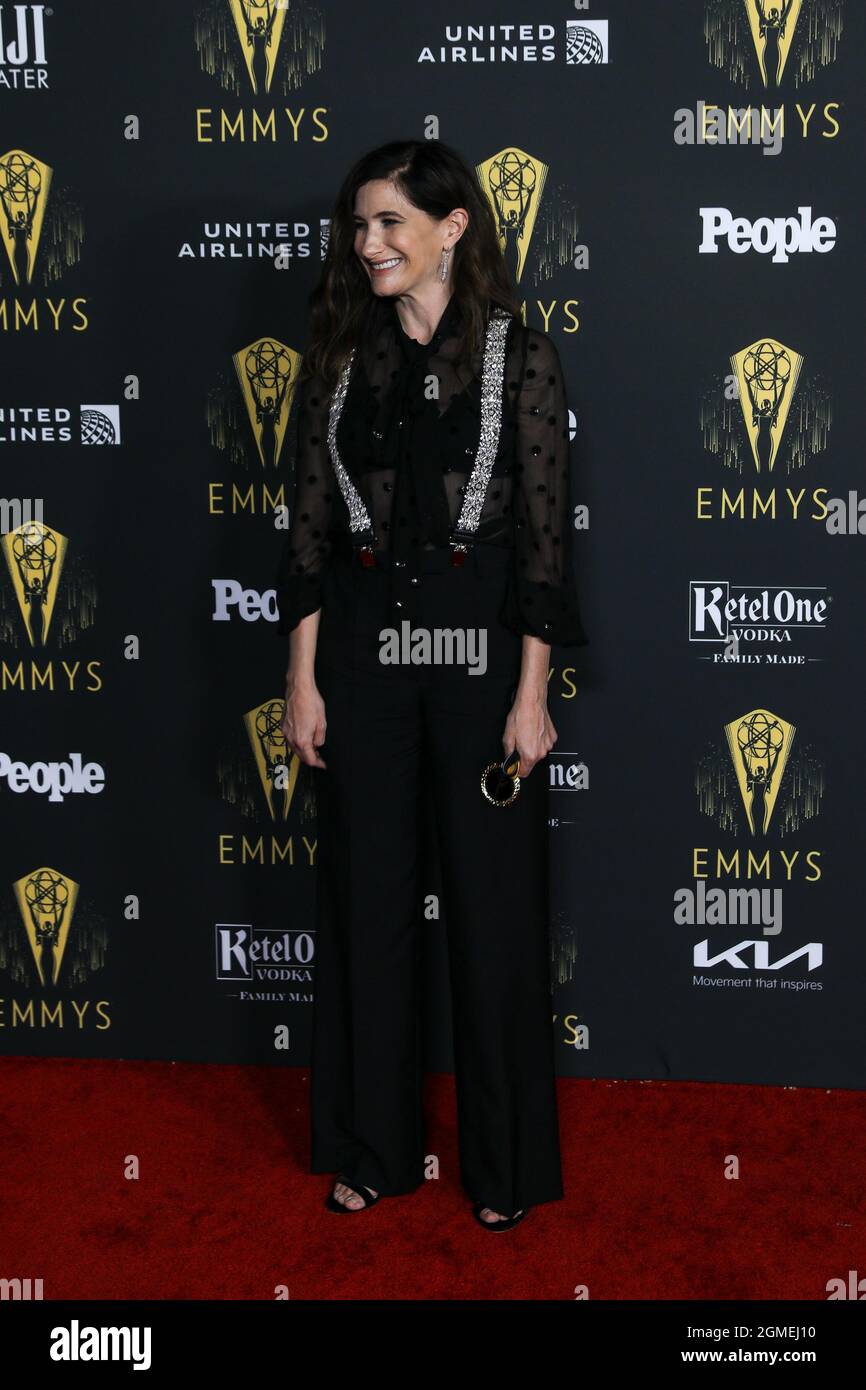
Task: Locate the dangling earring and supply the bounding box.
[439,245,451,283]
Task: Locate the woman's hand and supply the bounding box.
[503,687,557,778]
[281,676,327,769]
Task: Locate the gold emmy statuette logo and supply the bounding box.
[243,699,300,820]
[731,337,803,474]
[14,867,79,987]
[724,707,795,835]
[744,0,803,89]
[0,148,52,286]
[233,337,301,469]
[229,0,289,95]
[2,520,67,646]
[476,146,548,286]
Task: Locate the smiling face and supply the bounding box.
[353,178,457,296]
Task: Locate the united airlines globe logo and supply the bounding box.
[566,24,605,65]
[80,409,118,446]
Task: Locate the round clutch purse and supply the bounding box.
[481,748,521,807]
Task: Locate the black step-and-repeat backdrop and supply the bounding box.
[2,1,864,1088]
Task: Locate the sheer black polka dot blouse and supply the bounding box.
[274,292,589,647]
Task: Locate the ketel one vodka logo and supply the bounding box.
[233,336,300,469]
[476,146,548,286]
[0,146,51,285]
[13,866,78,986]
[243,698,300,820]
[2,519,66,645]
[724,708,795,834]
[731,337,803,473]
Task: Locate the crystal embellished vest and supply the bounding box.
[325,304,512,567]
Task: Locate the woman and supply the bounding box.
[276,138,588,1231]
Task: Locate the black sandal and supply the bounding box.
[471,1202,530,1232]
[325,1173,381,1213]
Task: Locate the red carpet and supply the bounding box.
[1,1057,864,1300]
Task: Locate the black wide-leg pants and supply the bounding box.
[308,543,564,1213]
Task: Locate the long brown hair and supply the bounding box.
[297,138,522,391]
